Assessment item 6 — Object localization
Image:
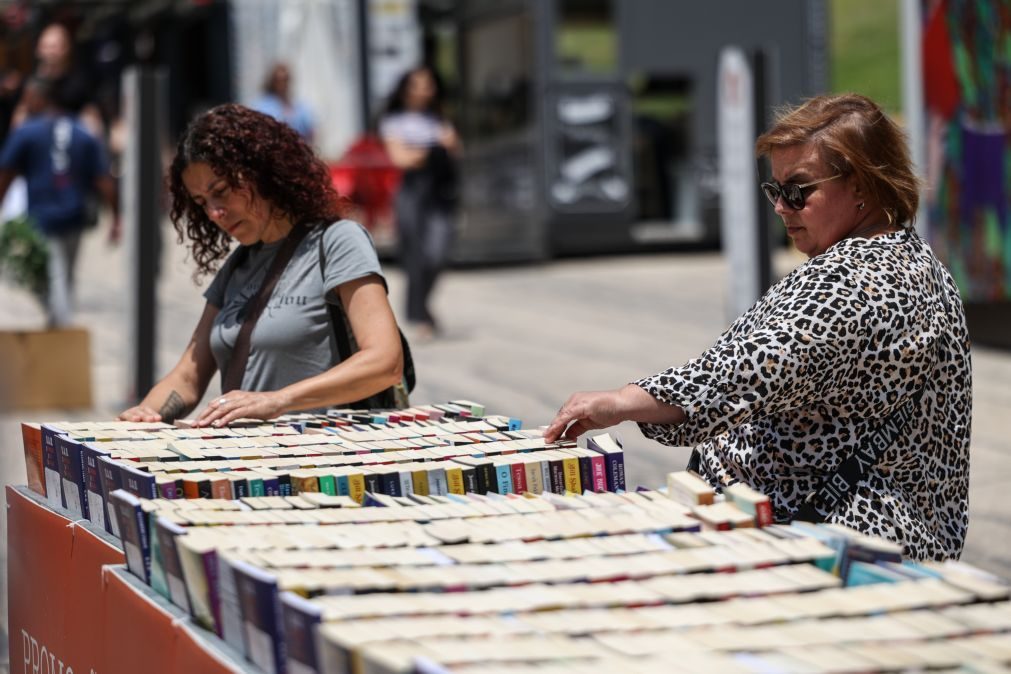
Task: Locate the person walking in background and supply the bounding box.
[119,104,406,426]
[546,93,971,561]
[12,23,103,138]
[0,76,119,327]
[380,65,459,339]
[251,62,315,143]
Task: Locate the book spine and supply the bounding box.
[410,466,429,496]
[347,472,366,504]
[576,454,594,494]
[540,459,552,496]
[475,461,494,495]
[363,471,382,495]
[316,473,336,496]
[249,477,265,497]
[277,472,292,496]
[460,466,478,494]
[548,457,566,495]
[509,461,527,494]
[21,423,45,497]
[590,454,607,492]
[561,456,581,494]
[231,478,250,499]
[201,549,223,637]
[525,458,544,495]
[494,461,513,495]
[334,473,350,497]
[445,466,465,495]
[428,467,448,496]
[263,475,281,496]
[381,470,402,497]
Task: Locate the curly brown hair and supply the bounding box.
[755,93,920,228]
[168,103,349,278]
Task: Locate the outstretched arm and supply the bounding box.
[544,383,686,443]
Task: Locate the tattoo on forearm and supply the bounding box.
[158,390,190,423]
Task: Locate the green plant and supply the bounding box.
[0,215,48,307]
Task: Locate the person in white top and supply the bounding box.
[379,65,460,338]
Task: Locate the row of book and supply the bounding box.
[20,402,628,541]
[21,401,1011,674]
[104,482,1011,674]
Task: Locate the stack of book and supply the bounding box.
[21,402,1011,674]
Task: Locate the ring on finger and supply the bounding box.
[217,397,228,407]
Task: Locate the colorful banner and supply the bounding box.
[923,0,1011,300]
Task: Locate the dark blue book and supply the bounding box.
[110,489,150,584]
[40,424,66,509]
[81,443,112,531]
[363,470,382,494]
[379,466,402,496]
[281,591,323,674]
[234,560,286,674]
[98,455,125,536]
[120,462,157,499]
[56,435,89,519]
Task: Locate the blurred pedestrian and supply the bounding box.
[380,65,459,338]
[119,104,408,426]
[546,93,971,561]
[12,23,103,138]
[0,76,119,327]
[251,62,315,143]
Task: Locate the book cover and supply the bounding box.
[120,462,157,499]
[426,466,448,496]
[147,510,171,600]
[281,592,323,674]
[40,424,66,509]
[217,551,249,657]
[508,458,527,495]
[362,469,382,495]
[177,536,221,635]
[724,482,773,527]
[560,452,582,495]
[98,455,124,536]
[110,489,150,584]
[524,455,544,495]
[410,464,429,496]
[154,515,191,612]
[492,458,512,495]
[21,422,45,497]
[81,442,111,530]
[209,473,232,499]
[546,452,567,495]
[445,465,465,495]
[233,559,286,674]
[347,470,366,504]
[57,435,89,519]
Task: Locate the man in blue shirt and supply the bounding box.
[0,76,118,326]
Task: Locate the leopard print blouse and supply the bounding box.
[636,229,971,560]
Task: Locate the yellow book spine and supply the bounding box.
[411,467,430,496]
[562,456,581,494]
[347,472,366,504]
[445,466,466,495]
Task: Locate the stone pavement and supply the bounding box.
[3,220,1010,667]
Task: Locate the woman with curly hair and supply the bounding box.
[120,103,404,426]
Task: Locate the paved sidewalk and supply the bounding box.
[3,220,1010,658]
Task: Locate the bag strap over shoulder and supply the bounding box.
[317,221,415,408]
[221,225,311,392]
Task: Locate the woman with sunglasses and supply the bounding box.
[546,93,971,561]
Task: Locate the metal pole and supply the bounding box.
[900,0,927,234]
[124,66,165,402]
[356,0,372,131]
[753,48,771,295]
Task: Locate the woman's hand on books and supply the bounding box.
[545,384,686,443]
[193,390,288,428]
[118,405,163,423]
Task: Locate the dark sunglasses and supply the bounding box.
[760,174,841,210]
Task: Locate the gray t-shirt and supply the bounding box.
[203,219,384,392]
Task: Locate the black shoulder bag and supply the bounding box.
[318,222,416,410]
